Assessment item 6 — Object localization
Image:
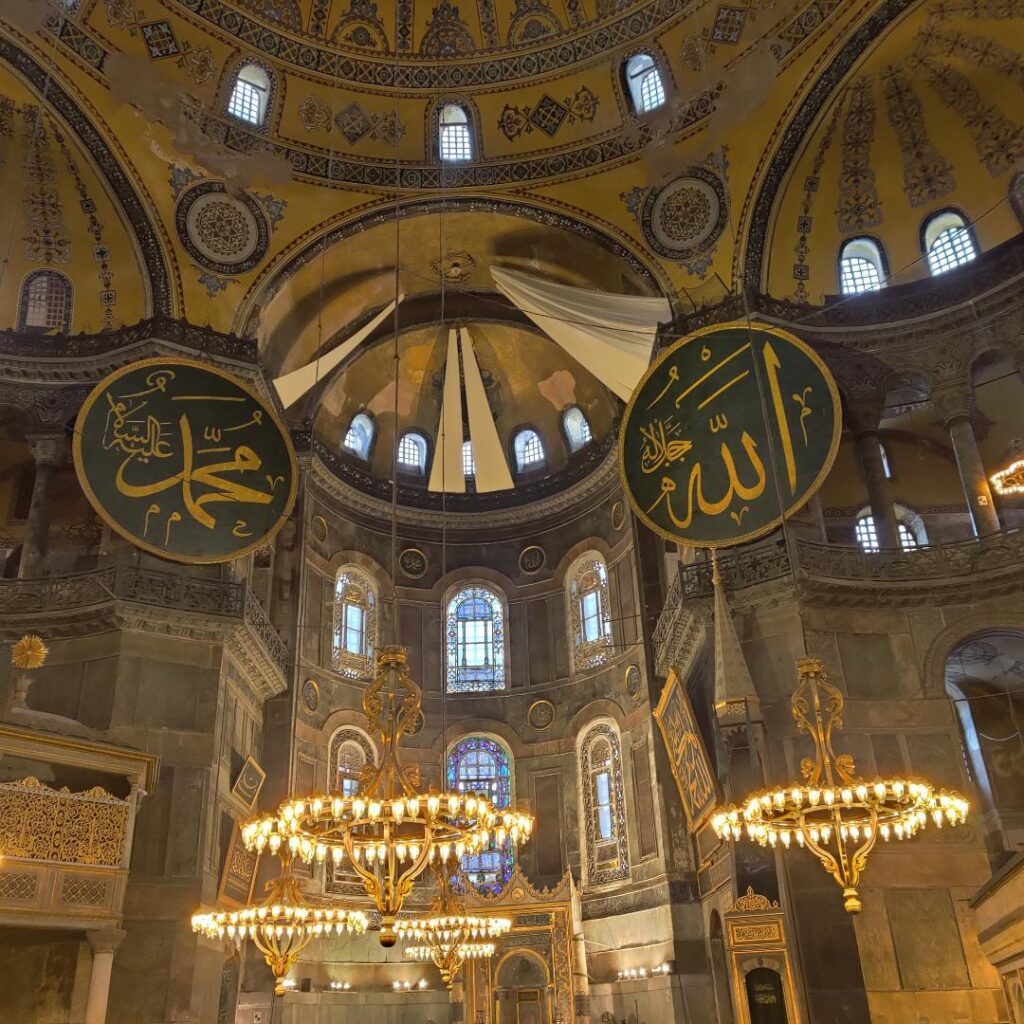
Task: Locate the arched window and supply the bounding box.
[329,727,376,797]
[227,62,272,126]
[332,567,377,678]
[562,406,593,453]
[447,736,514,892]
[445,584,506,692]
[879,441,892,480]
[578,722,629,885]
[854,503,926,553]
[567,553,612,672]
[462,440,475,478]
[513,428,545,472]
[624,53,665,114]
[923,210,977,276]
[343,413,374,460]
[18,271,72,332]
[439,103,472,162]
[397,431,428,473]
[838,237,885,295]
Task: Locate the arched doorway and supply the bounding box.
[495,949,550,1024]
[709,912,734,1024]
[945,630,1024,859]
[744,966,787,1024]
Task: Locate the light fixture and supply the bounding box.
[712,658,968,913]
[240,647,534,946]
[617,964,669,981]
[990,452,1024,495]
[191,859,368,994]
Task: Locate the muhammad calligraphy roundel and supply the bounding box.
[619,322,841,548]
[73,358,298,564]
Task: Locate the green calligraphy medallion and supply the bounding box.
[619,322,841,548]
[73,358,298,564]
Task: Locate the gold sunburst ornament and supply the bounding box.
[240,647,534,946]
[11,634,48,670]
[712,658,969,914]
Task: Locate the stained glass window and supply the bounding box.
[332,568,376,679]
[579,723,629,885]
[447,736,513,892]
[446,585,505,692]
[568,555,612,671]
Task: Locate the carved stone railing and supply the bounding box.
[0,567,287,693]
[654,530,1024,670]
[0,776,131,924]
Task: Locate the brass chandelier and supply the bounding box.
[712,658,969,914]
[241,646,534,945]
[395,867,511,986]
[191,856,368,994]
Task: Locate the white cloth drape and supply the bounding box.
[461,327,514,492]
[491,268,670,402]
[271,296,402,409]
[427,329,467,493]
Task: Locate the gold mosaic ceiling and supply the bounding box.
[0,0,1021,348]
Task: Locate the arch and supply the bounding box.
[224,58,276,129]
[397,430,429,473]
[512,427,545,472]
[438,102,473,162]
[853,502,926,552]
[343,411,375,460]
[0,38,172,316]
[328,724,377,795]
[562,405,592,453]
[921,208,978,276]
[332,565,378,679]
[623,52,666,114]
[444,582,508,693]
[565,550,613,673]
[576,718,629,886]
[446,734,515,892]
[838,236,887,295]
[17,270,73,333]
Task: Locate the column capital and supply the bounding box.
[844,393,886,436]
[86,927,126,955]
[931,382,974,426]
[26,433,68,467]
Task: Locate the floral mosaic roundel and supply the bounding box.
[175,181,269,275]
[641,167,727,262]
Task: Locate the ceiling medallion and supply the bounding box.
[237,647,534,945]
[639,167,727,263]
[175,181,269,275]
[712,658,969,914]
[527,699,555,731]
[431,250,477,285]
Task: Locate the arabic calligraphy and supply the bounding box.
[74,358,297,564]
[653,671,718,832]
[620,322,840,548]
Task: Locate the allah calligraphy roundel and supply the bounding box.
[73,358,298,564]
[620,322,841,548]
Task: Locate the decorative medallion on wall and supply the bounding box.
[528,699,555,731]
[611,500,626,531]
[497,86,598,141]
[619,322,841,548]
[621,151,729,277]
[73,358,298,563]
[625,664,642,702]
[175,181,269,275]
[311,515,328,542]
[301,678,320,713]
[519,545,546,574]
[399,547,428,578]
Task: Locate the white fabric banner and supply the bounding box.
[461,327,514,493]
[427,328,467,493]
[272,296,402,409]
[491,267,670,402]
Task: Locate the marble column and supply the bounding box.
[934,385,1001,536]
[84,928,125,1024]
[18,433,67,578]
[847,398,900,549]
